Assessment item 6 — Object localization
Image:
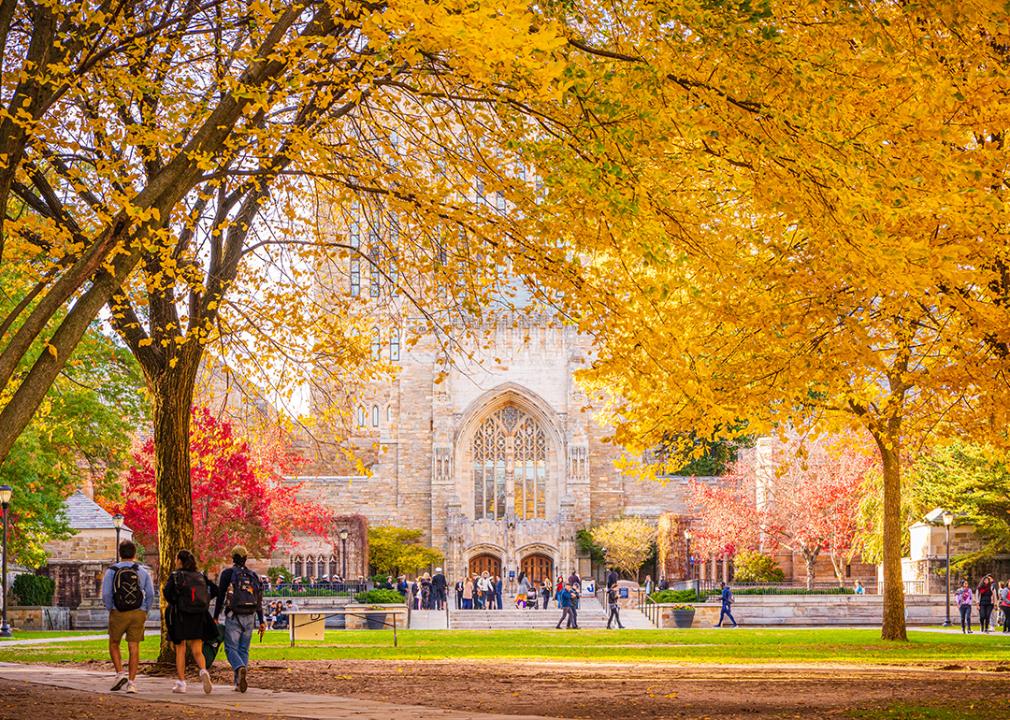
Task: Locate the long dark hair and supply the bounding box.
[177,549,197,572]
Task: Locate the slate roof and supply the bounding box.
[63,490,129,531]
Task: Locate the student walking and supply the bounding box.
[606,585,625,629]
[715,582,738,628]
[556,582,576,629]
[495,575,504,610]
[978,575,995,634]
[102,540,156,693]
[213,545,265,693]
[163,549,216,694]
[955,580,974,633]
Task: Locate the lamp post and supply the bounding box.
[942,510,955,627]
[339,528,349,581]
[112,513,124,562]
[0,484,12,638]
[683,529,693,582]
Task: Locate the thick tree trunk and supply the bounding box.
[876,429,907,641]
[152,369,197,663]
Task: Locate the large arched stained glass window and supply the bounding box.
[472,405,547,520]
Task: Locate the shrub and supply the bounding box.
[12,573,55,606]
[733,551,786,583]
[354,589,404,605]
[649,589,702,604]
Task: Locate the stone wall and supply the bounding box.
[650,594,951,627]
[44,528,128,564]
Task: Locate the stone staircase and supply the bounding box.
[447,596,653,630]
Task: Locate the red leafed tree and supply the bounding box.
[689,432,873,588]
[121,407,333,570]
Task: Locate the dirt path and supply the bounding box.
[72,658,1010,718]
[0,677,279,720]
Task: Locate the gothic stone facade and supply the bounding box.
[278,319,701,582]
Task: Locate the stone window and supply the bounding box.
[356,406,366,427]
[472,405,547,521]
[293,556,303,577]
[390,328,400,361]
[349,220,360,297]
[371,405,379,427]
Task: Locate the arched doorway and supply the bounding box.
[469,553,502,577]
[521,553,553,583]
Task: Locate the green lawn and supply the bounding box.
[0,628,1008,665]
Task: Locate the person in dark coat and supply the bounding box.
[163,549,217,694]
[606,569,619,590]
[431,568,448,610]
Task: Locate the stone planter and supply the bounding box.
[671,608,696,629]
[343,603,405,630]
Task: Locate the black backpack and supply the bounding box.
[112,564,143,612]
[175,570,210,614]
[227,565,261,615]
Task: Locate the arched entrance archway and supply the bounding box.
[469,553,502,577]
[520,553,553,583]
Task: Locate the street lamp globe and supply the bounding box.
[942,510,955,527]
[339,528,349,542]
[112,513,124,530]
[0,485,11,507]
[683,529,692,541]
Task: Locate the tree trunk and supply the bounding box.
[829,551,846,588]
[876,428,907,641]
[152,369,198,663]
[803,550,817,591]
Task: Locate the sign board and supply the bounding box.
[619,587,629,599]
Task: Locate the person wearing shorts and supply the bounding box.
[102,540,155,693]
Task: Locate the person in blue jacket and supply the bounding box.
[715,581,738,628]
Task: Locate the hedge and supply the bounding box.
[12,574,55,606]
[703,587,854,596]
[354,589,405,604]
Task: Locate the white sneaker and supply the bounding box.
[199,669,212,694]
[125,681,137,694]
[111,673,128,691]
[172,680,186,694]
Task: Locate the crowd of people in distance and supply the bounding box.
[954,574,1010,634]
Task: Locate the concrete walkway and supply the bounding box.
[0,663,556,720]
[0,633,111,646]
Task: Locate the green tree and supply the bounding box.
[908,442,1010,569]
[367,526,443,576]
[0,321,146,567]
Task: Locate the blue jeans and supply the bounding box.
[718,604,736,626]
[224,613,256,681]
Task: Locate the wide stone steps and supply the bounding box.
[450,608,610,629]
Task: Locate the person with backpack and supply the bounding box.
[101,540,155,693]
[715,581,738,628]
[606,584,625,629]
[163,549,217,694]
[212,545,265,693]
